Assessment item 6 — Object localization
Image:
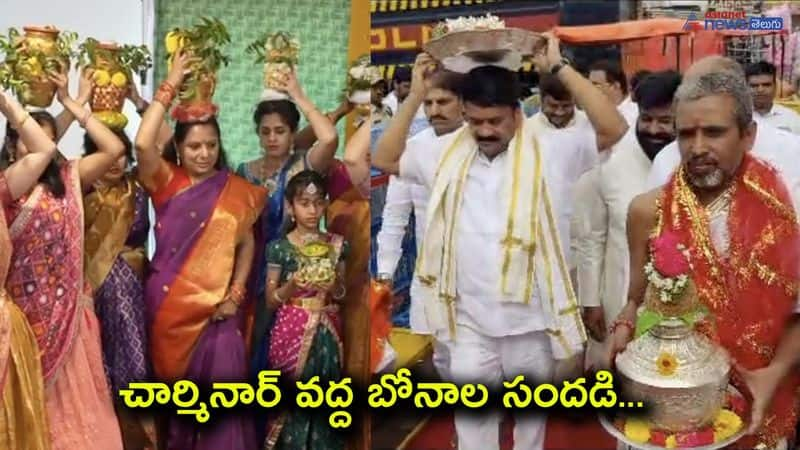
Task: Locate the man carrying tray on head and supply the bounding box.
[372,25,628,449]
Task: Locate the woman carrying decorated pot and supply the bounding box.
[237,72,339,380]
[82,128,155,449]
[134,47,266,449]
[262,169,348,450]
[2,69,126,449]
[0,90,61,450]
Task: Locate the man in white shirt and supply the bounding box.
[382,65,426,120]
[373,33,627,450]
[374,67,464,377]
[589,59,639,126]
[745,60,800,135]
[647,56,800,191]
[572,71,682,346]
[527,74,603,271]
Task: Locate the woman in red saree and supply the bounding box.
[135,51,267,450]
[1,77,126,449]
[0,90,60,449]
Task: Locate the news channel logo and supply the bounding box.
[682,12,784,32]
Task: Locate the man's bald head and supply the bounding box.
[684,56,745,80]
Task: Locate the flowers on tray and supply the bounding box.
[431,13,505,39]
[616,391,746,448]
[713,409,743,442]
[623,418,651,444]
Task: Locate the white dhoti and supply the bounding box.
[449,325,553,450]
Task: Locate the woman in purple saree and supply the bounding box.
[135,51,267,450]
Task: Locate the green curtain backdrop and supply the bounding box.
[154,0,351,165]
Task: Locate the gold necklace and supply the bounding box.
[706,185,734,219]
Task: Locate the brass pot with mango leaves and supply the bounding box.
[16,26,64,107]
[89,42,129,129]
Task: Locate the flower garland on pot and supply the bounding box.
[634,230,708,338]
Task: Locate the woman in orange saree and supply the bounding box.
[0,90,58,450]
[1,81,127,450]
[135,52,267,450]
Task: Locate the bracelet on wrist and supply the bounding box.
[609,318,634,335]
[78,109,92,129]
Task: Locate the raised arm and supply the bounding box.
[45,70,125,188]
[342,121,370,187]
[534,33,628,151]
[127,80,173,154]
[0,92,58,199]
[273,70,338,173]
[51,67,94,141]
[294,99,352,151]
[372,53,432,175]
[134,50,193,181]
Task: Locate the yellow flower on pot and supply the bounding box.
[623,419,651,444]
[111,72,127,88]
[656,352,679,376]
[93,69,111,87]
[713,409,742,442]
[665,435,677,448]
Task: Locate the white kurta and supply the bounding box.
[756,103,800,135]
[376,127,435,333]
[618,95,639,127]
[375,126,451,377]
[399,125,581,450]
[527,110,600,270]
[573,130,652,326]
